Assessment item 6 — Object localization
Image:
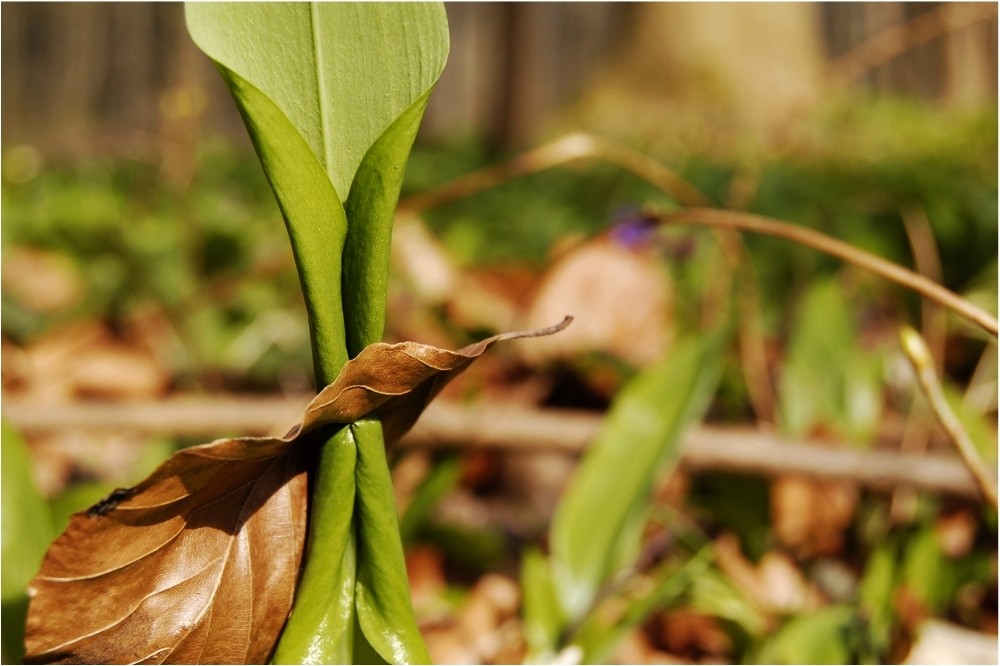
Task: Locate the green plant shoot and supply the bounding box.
[186,4,449,662]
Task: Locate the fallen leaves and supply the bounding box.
[24,319,569,664]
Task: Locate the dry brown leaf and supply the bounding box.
[770,474,858,557]
[25,319,569,665]
[522,239,672,368]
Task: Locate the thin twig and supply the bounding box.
[654,207,999,338]
[399,132,710,214]
[901,205,947,372]
[826,3,998,87]
[899,326,998,507]
[4,395,984,499]
[402,405,982,499]
[893,206,948,520]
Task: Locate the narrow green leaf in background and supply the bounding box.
[521,548,564,663]
[857,539,898,659]
[779,278,883,444]
[399,456,461,545]
[1,420,53,664]
[571,546,714,664]
[550,331,725,622]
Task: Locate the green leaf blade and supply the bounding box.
[550,332,725,622]
[185,2,448,200]
[521,548,563,663]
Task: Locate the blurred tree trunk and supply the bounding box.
[1,3,995,157]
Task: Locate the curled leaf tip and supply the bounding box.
[494,316,574,343]
[533,315,574,337]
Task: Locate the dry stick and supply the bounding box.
[654,208,999,338]
[893,205,948,521]
[3,396,983,499]
[399,132,711,213]
[826,3,998,87]
[708,230,777,424]
[899,327,999,508]
[401,403,980,499]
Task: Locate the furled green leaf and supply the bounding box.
[550,331,725,622]
[341,91,435,355]
[273,428,358,665]
[353,420,430,664]
[213,66,350,383]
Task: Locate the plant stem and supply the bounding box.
[654,207,999,338]
[399,132,709,213]
[899,326,998,507]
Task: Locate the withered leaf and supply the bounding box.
[25,318,569,665]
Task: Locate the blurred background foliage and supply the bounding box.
[1,3,997,664]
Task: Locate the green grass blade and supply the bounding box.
[572,546,714,664]
[521,548,564,663]
[779,278,882,444]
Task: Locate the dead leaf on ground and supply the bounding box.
[934,508,978,558]
[2,247,83,313]
[771,474,858,557]
[4,322,168,402]
[25,319,570,664]
[654,608,732,661]
[522,238,673,368]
